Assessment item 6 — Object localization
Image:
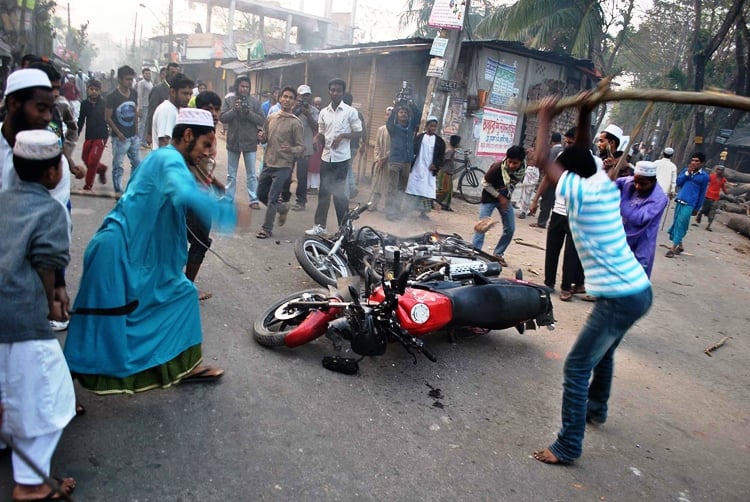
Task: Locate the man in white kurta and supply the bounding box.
[406,116,445,219]
[0,125,77,500]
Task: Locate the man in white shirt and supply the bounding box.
[306,78,362,236]
[151,73,194,150]
[654,147,677,198]
[136,68,153,148]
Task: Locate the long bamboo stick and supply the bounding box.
[524,88,750,115]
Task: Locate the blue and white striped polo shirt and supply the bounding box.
[557,170,650,298]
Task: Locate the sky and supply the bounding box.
[59,0,408,46]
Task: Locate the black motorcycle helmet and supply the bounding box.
[350,311,386,356]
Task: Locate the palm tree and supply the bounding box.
[477,0,604,58]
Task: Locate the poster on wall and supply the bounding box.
[476,107,518,158]
[489,62,517,107]
[428,0,467,30]
[485,58,499,81]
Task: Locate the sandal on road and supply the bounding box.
[256,230,272,239]
[559,289,573,302]
[181,366,224,383]
[12,476,76,501]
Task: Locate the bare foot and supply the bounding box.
[198,291,213,301]
[13,477,76,500]
[533,448,564,465]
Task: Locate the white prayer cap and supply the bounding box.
[175,108,214,128]
[4,69,52,96]
[634,161,657,177]
[386,106,394,112]
[664,147,674,155]
[297,84,312,95]
[13,130,62,160]
[602,124,623,144]
[426,115,439,124]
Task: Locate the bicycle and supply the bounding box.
[441,149,486,204]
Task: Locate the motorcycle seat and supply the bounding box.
[440,282,551,330]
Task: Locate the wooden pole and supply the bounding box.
[525,87,750,115]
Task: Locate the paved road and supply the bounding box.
[1,141,748,501]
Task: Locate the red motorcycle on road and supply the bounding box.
[253,259,555,373]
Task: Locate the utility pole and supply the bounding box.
[132,12,138,54]
[66,2,73,50]
[419,0,471,132]
[168,0,174,61]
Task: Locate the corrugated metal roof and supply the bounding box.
[246,58,305,71]
[220,60,249,71]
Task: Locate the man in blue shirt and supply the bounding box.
[665,152,709,258]
[385,101,420,221]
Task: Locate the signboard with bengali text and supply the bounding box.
[476,107,518,158]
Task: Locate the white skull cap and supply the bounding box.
[634,161,657,177]
[175,108,215,128]
[5,69,51,95]
[13,130,62,160]
[602,124,623,144]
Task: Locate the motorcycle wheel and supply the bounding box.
[253,289,330,347]
[294,236,353,287]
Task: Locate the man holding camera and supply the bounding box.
[385,93,420,221]
[219,75,266,207]
[281,84,319,211]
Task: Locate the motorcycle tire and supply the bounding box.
[457,167,486,204]
[253,289,330,347]
[294,236,353,287]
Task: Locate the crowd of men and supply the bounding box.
[0,53,736,499]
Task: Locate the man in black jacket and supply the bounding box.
[77,79,109,190]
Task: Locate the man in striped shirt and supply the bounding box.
[531,95,653,465]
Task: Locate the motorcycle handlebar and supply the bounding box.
[352,202,371,218]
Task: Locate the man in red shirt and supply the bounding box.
[694,165,728,231]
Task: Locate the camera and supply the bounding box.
[394,80,413,106]
[238,95,250,112]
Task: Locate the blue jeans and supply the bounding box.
[472,201,515,256]
[111,135,141,193]
[549,287,653,462]
[226,150,258,202]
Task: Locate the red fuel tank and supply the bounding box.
[369,287,453,335]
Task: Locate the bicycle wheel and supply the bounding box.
[457,167,485,204]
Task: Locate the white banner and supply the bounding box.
[476,107,518,158]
